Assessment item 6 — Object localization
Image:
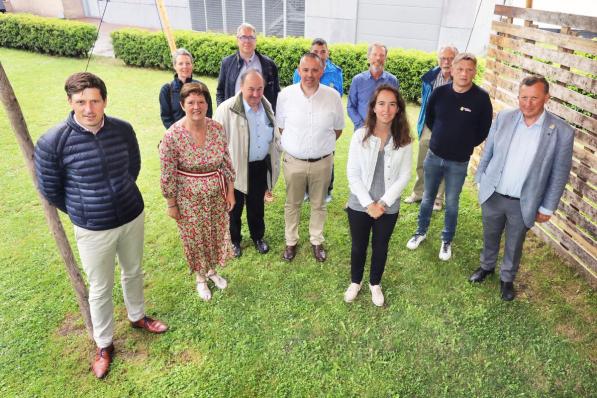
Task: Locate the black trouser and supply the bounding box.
[229,158,268,245]
[347,207,398,285]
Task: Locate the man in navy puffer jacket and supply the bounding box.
[34,72,168,379]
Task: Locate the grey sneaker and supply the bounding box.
[439,240,452,261]
[406,233,426,250]
[343,282,362,303]
[369,284,384,307]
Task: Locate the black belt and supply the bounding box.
[497,193,520,200]
[294,153,332,163]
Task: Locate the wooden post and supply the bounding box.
[525,0,533,8]
[0,61,93,339]
[155,0,177,55]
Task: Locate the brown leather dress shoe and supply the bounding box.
[282,245,297,261]
[131,316,168,333]
[92,344,114,379]
[312,244,326,262]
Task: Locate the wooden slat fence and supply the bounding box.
[475,5,596,285]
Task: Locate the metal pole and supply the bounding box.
[0,61,93,339]
[222,0,228,34]
[283,0,287,37]
[155,0,177,54]
[262,0,266,35]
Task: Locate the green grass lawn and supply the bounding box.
[0,48,595,397]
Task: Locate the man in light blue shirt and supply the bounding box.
[470,76,574,301]
[347,42,399,129]
[213,69,281,258]
[293,38,343,97]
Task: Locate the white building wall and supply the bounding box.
[304,0,358,44]
[82,0,192,30]
[355,0,443,51]
[304,0,495,54]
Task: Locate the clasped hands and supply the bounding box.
[366,202,386,219]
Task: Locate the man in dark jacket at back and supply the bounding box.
[34,72,168,379]
[216,22,280,111]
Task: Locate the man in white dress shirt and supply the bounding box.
[276,53,345,262]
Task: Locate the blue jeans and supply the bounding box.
[416,150,468,242]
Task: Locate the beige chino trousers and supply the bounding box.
[283,153,333,246]
[74,211,146,348]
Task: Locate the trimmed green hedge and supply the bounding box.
[0,13,96,57]
[112,28,440,102]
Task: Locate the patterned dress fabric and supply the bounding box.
[160,118,235,274]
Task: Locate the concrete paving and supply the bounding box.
[74,17,160,58]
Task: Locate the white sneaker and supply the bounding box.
[325,194,332,203]
[369,284,384,307]
[404,193,421,204]
[196,282,212,301]
[208,272,228,290]
[343,282,362,303]
[406,233,426,250]
[439,241,452,261]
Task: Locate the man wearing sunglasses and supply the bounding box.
[216,22,281,111]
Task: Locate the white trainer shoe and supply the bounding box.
[196,282,212,301]
[208,272,228,290]
[403,193,421,204]
[343,282,362,303]
[369,284,384,307]
[439,241,452,261]
[406,233,426,250]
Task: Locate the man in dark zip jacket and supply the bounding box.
[216,22,280,111]
[34,72,168,379]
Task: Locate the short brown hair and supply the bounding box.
[520,75,549,94]
[64,72,107,100]
[452,52,477,67]
[179,82,209,105]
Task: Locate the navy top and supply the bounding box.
[425,83,493,162]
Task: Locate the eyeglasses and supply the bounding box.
[439,57,454,62]
[237,35,256,42]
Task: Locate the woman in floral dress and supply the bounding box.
[160,82,236,301]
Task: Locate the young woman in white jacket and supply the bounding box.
[344,84,413,306]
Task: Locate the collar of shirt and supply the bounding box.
[299,83,322,99]
[518,109,546,129]
[241,52,256,65]
[366,70,388,81]
[242,98,263,115]
[74,115,105,133]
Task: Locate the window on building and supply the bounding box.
[189,0,304,37]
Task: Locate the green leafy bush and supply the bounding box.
[112,28,442,102]
[0,13,95,57]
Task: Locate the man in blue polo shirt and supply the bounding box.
[293,38,343,96]
[347,42,399,129]
[293,38,343,202]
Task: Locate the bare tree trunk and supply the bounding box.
[0,61,93,339]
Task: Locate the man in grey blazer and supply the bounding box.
[469,75,574,301]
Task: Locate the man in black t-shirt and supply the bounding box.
[405,53,493,261]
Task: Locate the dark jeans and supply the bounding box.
[347,207,399,285]
[229,159,268,244]
[416,150,468,242]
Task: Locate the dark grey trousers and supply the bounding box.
[480,193,529,283]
